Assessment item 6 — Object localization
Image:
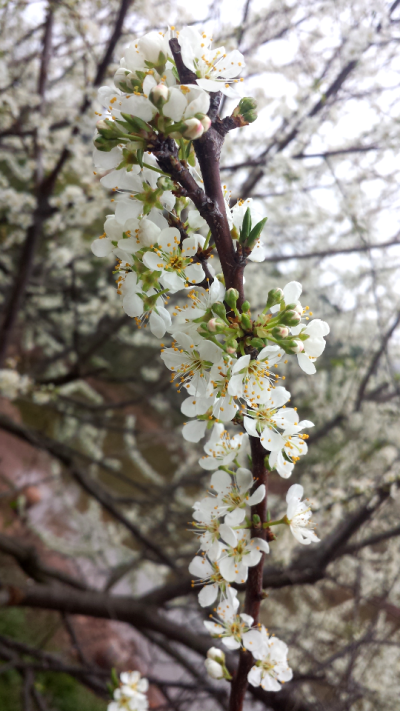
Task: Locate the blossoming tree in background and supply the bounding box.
[91,25,329,708]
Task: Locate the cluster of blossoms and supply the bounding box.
[108,671,149,711]
[93,25,326,701]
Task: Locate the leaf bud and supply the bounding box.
[238,97,257,113]
[225,288,239,308]
[265,288,283,310]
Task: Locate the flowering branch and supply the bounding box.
[86,24,329,711]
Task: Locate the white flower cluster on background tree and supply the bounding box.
[0,1,399,711]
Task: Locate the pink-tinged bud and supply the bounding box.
[150,83,169,106]
[207,318,217,332]
[293,341,304,353]
[278,327,289,337]
[200,115,212,132]
[182,118,204,140]
[226,346,237,354]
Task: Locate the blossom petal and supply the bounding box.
[236,467,253,493]
[182,420,207,442]
[189,555,213,578]
[198,583,218,607]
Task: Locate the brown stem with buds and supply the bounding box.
[162,38,266,709]
[229,436,269,711]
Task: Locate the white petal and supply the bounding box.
[286,483,304,504]
[219,523,237,547]
[198,583,218,607]
[306,319,330,337]
[236,467,253,493]
[297,353,316,374]
[283,281,302,304]
[189,555,213,578]
[219,556,237,582]
[91,238,114,257]
[247,666,262,687]
[182,420,207,442]
[185,263,205,285]
[210,470,231,493]
[231,354,250,374]
[248,485,266,506]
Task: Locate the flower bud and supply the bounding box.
[212,302,228,322]
[292,341,304,353]
[182,118,204,140]
[265,288,283,310]
[240,313,252,331]
[205,658,224,679]
[225,288,239,309]
[96,119,109,131]
[150,83,169,108]
[271,326,289,338]
[207,317,227,333]
[207,647,225,663]
[280,310,301,326]
[200,115,212,132]
[225,338,238,354]
[283,340,304,354]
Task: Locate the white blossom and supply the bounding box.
[286,484,320,545]
[179,27,245,97]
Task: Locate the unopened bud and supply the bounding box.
[205,658,224,679]
[150,83,169,107]
[226,338,238,354]
[283,340,304,354]
[265,288,283,310]
[240,313,252,331]
[272,326,289,338]
[241,300,251,313]
[182,118,204,140]
[225,288,239,309]
[207,318,217,332]
[238,97,257,113]
[280,310,301,326]
[200,115,212,132]
[207,647,225,663]
[96,119,109,131]
[212,302,228,322]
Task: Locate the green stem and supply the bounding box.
[263,515,289,528]
[142,162,171,178]
[203,230,212,249]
